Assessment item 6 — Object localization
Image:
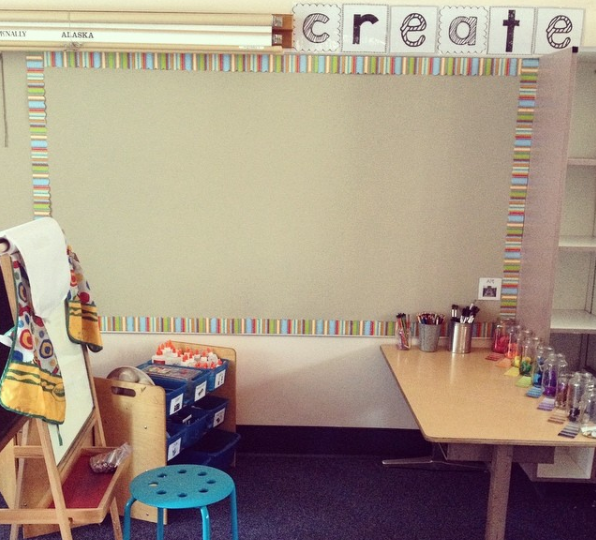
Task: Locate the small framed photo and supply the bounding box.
[478,278,502,301]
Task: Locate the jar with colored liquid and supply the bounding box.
[532,344,553,388]
[555,373,570,409]
[491,323,510,354]
[519,336,540,377]
[514,330,532,368]
[506,325,522,363]
[542,353,558,397]
[567,372,583,421]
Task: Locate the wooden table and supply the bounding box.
[381,345,596,540]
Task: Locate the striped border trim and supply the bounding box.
[500,57,538,320]
[99,317,396,336]
[27,54,51,217]
[43,51,522,76]
[97,316,496,339]
[31,52,529,337]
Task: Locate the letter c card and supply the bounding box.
[293,3,341,53]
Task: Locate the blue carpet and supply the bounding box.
[1,454,596,540]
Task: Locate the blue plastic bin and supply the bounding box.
[137,362,210,406]
[169,447,211,467]
[206,359,228,391]
[192,395,229,429]
[166,407,210,459]
[191,429,241,470]
[148,376,186,416]
[165,422,185,461]
[170,429,240,469]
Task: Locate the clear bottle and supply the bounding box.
[567,372,583,422]
[580,372,595,399]
[555,373,570,409]
[552,353,569,408]
[532,344,553,388]
[580,385,596,438]
[541,352,558,397]
[491,323,510,354]
[555,353,568,377]
[506,325,522,361]
[519,336,540,377]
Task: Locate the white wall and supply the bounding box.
[91,333,420,429]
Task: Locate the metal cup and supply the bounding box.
[450,322,472,354]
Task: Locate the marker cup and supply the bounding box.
[419,323,441,352]
[450,322,472,354]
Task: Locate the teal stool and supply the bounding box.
[123,464,239,540]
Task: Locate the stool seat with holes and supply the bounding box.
[123,464,239,540]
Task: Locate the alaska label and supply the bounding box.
[62,31,94,39]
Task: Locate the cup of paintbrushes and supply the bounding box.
[417,313,444,352]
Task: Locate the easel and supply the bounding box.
[0,253,129,540]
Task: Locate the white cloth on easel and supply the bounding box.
[0,218,70,319]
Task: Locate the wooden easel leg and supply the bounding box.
[109,499,124,540]
[36,419,74,540]
[9,422,29,540]
[485,444,514,540]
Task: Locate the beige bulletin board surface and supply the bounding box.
[0,53,38,231]
[44,65,518,322]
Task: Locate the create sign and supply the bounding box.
[292,4,584,55]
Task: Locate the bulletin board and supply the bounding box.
[29,53,528,335]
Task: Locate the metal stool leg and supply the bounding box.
[229,487,239,540]
[157,507,165,540]
[200,506,211,540]
[123,497,136,540]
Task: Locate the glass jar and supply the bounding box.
[506,325,522,363]
[541,352,558,397]
[519,336,540,377]
[580,386,596,438]
[532,344,553,388]
[491,323,510,354]
[555,373,570,409]
[580,372,595,399]
[555,353,568,377]
[567,372,583,422]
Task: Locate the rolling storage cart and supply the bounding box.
[94,342,237,524]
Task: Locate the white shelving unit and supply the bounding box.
[551,51,596,337]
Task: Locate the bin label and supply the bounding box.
[213,408,226,427]
[214,370,226,389]
[169,394,184,415]
[167,438,181,461]
[194,381,207,402]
